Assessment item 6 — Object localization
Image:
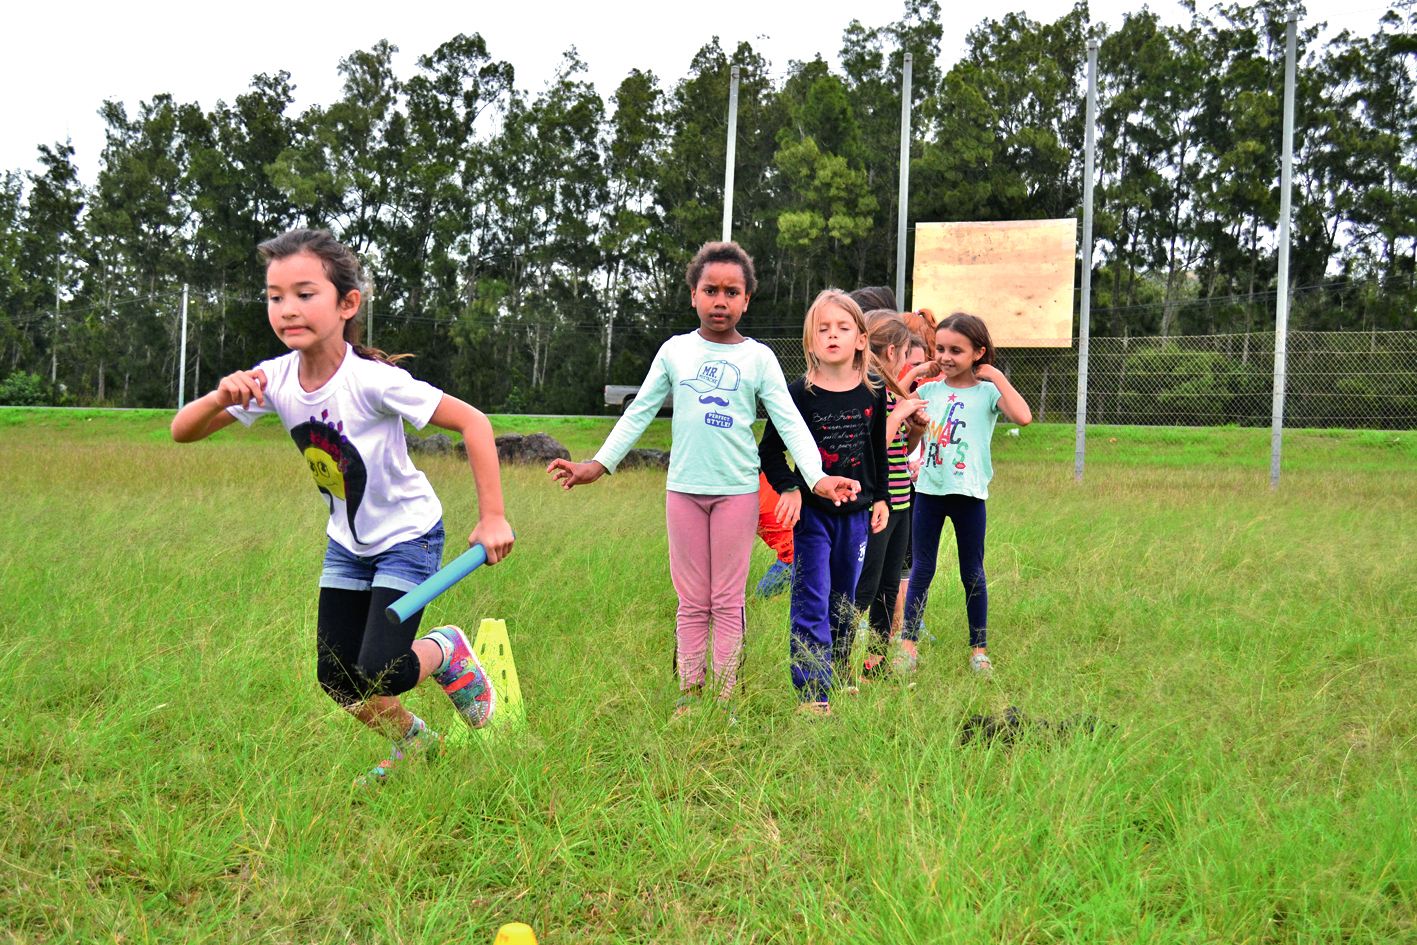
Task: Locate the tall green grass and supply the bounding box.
[1,411,1413,943]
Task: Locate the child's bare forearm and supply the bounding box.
[171,392,236,442]
[173,369,265,442]
[428,395,506,519]
[460,409,506,519]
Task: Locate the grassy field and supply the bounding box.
[1,408,1413,944]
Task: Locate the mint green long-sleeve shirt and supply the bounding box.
[593,332,826,495]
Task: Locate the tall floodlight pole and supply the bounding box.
[722,65,741,241]
[895,52,914,308]
[1074,39,1099,482]
[1270,10,1298,489]
[367,281,374,349]
[177,284,190,408]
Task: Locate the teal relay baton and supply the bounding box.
[385,543,488,624]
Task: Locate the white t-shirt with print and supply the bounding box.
[228,344,445,556]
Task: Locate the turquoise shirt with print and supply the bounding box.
[593,332,826,495]
[914,378,1003,500]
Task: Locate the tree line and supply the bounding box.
[1,0,1413,412]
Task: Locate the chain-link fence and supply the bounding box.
[759,330,1417,430]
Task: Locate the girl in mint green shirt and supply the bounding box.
[547,242,859,715]
[900,313,1032,677]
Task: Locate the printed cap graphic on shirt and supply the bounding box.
[680,359,742,394]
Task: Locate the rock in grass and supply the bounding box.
[617,448,670,470]
[406,432,453,455]
[492,433,571,464]
[959,706,1111,746]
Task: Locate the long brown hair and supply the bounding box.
[258,228,409,365]
[865,310,913,400]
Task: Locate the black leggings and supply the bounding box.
[903,493,988,648]
[316,587,426,706]
[853,506,912,655]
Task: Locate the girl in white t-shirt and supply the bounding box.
[172,228,515,788]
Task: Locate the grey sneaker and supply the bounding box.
[969,651,993,676]
[892,645,919,675]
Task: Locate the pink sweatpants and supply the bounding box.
[665,490,760,699]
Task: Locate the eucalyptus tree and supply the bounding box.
[1187,2,1307,333]
[0,173,25,373]
[600,68,669,378]
[1095,12,1213,334]
[271,40,403,249]
[187,72,302,379]
[1345,9,1417,317]
[21,143,85,392]
[656,40,777,318]
[85,94,212,403]
[381,33,514,386]
[466,50,608,412]
[838,0,944,292]
[916,4,1088,235]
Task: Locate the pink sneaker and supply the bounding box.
[426,626,496,728]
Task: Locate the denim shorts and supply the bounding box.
[319,521,445,593]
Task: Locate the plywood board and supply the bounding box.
[912,219,1077,348]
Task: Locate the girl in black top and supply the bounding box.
[759,289,891,713]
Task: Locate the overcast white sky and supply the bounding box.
[3,0,1398,183]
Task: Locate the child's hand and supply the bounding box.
[907,361,941,386]
[812,475,860,506]
[469,514,515,564]
[214,369,267,409]
[907,457,922,483]
[870,500,889,534]
[774,488,803,529]
[888,397,927,431]
[974,364,1004,385]
[546,459,607,490]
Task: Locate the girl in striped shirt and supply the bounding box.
[854,312,929,678]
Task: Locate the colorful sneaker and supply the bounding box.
[354,718,442,789]
[427,625,497,728]
[754,560,793,598]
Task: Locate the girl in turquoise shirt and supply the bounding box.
[899,313,1032,676]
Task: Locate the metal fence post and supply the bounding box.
[1270,11,1298,488]
[896,52,913,308]
[177,283,189,408]
[1074,39,1099,482]
[722,65,740,242]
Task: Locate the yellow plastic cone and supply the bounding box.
[493,922,537,945]
[448,618,524,746]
